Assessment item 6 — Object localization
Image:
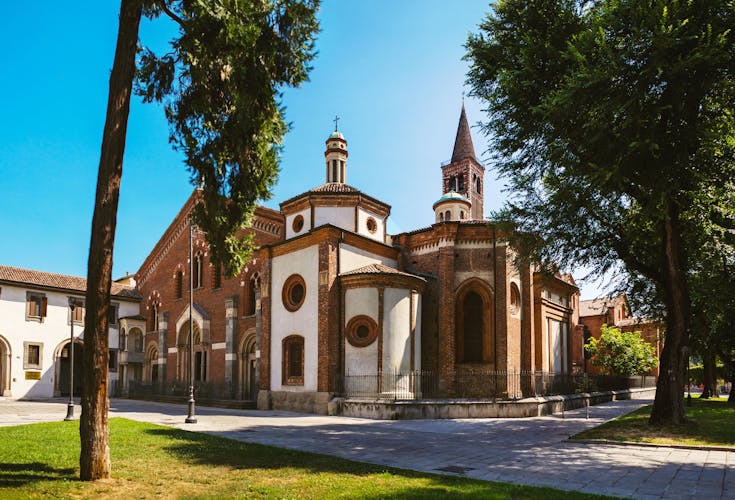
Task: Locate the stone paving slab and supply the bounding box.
[1,397,733,499]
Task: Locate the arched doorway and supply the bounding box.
[0,336,10,396]
[177,320,207,382]
[239,334,257,400]
[57,340,84,397]
[144,343,159,385]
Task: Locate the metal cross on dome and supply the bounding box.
[333,115,340,131]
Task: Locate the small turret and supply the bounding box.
[325,117,348,183]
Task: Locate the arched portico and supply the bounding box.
[238,331,257,400]
[0,335,10,396]
[54,339,84,397]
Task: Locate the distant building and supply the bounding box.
[0,266,140,398]
[576,295,662,376]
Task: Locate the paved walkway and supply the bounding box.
[1,398,732,499]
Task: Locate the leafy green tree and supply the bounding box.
[466,0,735,424]
[585,325,658,376]
[82,0,318,480]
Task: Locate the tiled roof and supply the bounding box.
[579,298,613,317]
[280,182,390,212]
[340,263,426,281]
[310,183,360,193]
[0,265,141,300]
[451,103,477,163]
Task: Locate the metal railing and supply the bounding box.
[332,370,656,401]
[124,380,240,400]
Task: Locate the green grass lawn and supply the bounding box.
[0,418,612,499]
[573,397,735,447]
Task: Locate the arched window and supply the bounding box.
[462,292,483,362]
[455,280,494,364]
[460,210,465,220]
[510,283,521,315]
[193,253,203,289]
[129,328,144,353]
[175,271,183,299]
[439,212,444,222]
[211,264,222,289]
[282,335,304,385]
[445,210,451,221]
[244,273,259,316]
[458,174,464,192]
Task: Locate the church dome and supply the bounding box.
[432,191,470,209]
[329,130,345,140]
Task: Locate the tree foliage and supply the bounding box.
[466,0,735,424]
[81,0,319,480]
[137,0,320,276]
[585,325,658,376]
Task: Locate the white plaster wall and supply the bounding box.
[0,284,136,398]
[285,208,311,239]
[356,208,385,242]
[344,288,378,375]
[314,206,354,231]
[339,244,397,273]
[434,202,471,223]
[412,291,422,372]
[271,244,319,391]
[381,288,412,372]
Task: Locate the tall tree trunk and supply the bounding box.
[649,198,690,425]
[700,351,719,399]
[80,0,142,481]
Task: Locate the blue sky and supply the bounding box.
[0,1,605,299]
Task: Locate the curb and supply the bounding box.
[569,438,735,452]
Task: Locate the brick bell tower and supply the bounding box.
[441,103,485,220]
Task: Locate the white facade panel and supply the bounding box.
[314,206,353,232]
[344,288,378,375]
[285,208,311,239]
[356,207,385,242]
[381,288,411,373]
[271,244,319,392]
[339,244,396,274]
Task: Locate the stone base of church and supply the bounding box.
[334,387,656,420]
[259,390,334,415]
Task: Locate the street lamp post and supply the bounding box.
[64,298,77,421]
[185,218,197,424]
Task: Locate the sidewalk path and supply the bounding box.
[1,398,732,499]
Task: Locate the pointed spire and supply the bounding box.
[451,103,477,163]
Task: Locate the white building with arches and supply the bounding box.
[0,266,140,399]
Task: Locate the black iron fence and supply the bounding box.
[123,380,239,400]
[331,370,656,401]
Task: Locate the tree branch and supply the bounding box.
[158,0,185,28]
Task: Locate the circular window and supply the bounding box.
[366,217,377,234]
[345,315,378,348]
[292,215,304,233]
[282,274,306,312]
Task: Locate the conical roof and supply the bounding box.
[451,103,477,163]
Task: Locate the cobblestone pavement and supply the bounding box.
[1,398,732,499]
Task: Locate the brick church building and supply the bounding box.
[131,105,581,414]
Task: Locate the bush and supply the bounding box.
[585,325,658,376]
